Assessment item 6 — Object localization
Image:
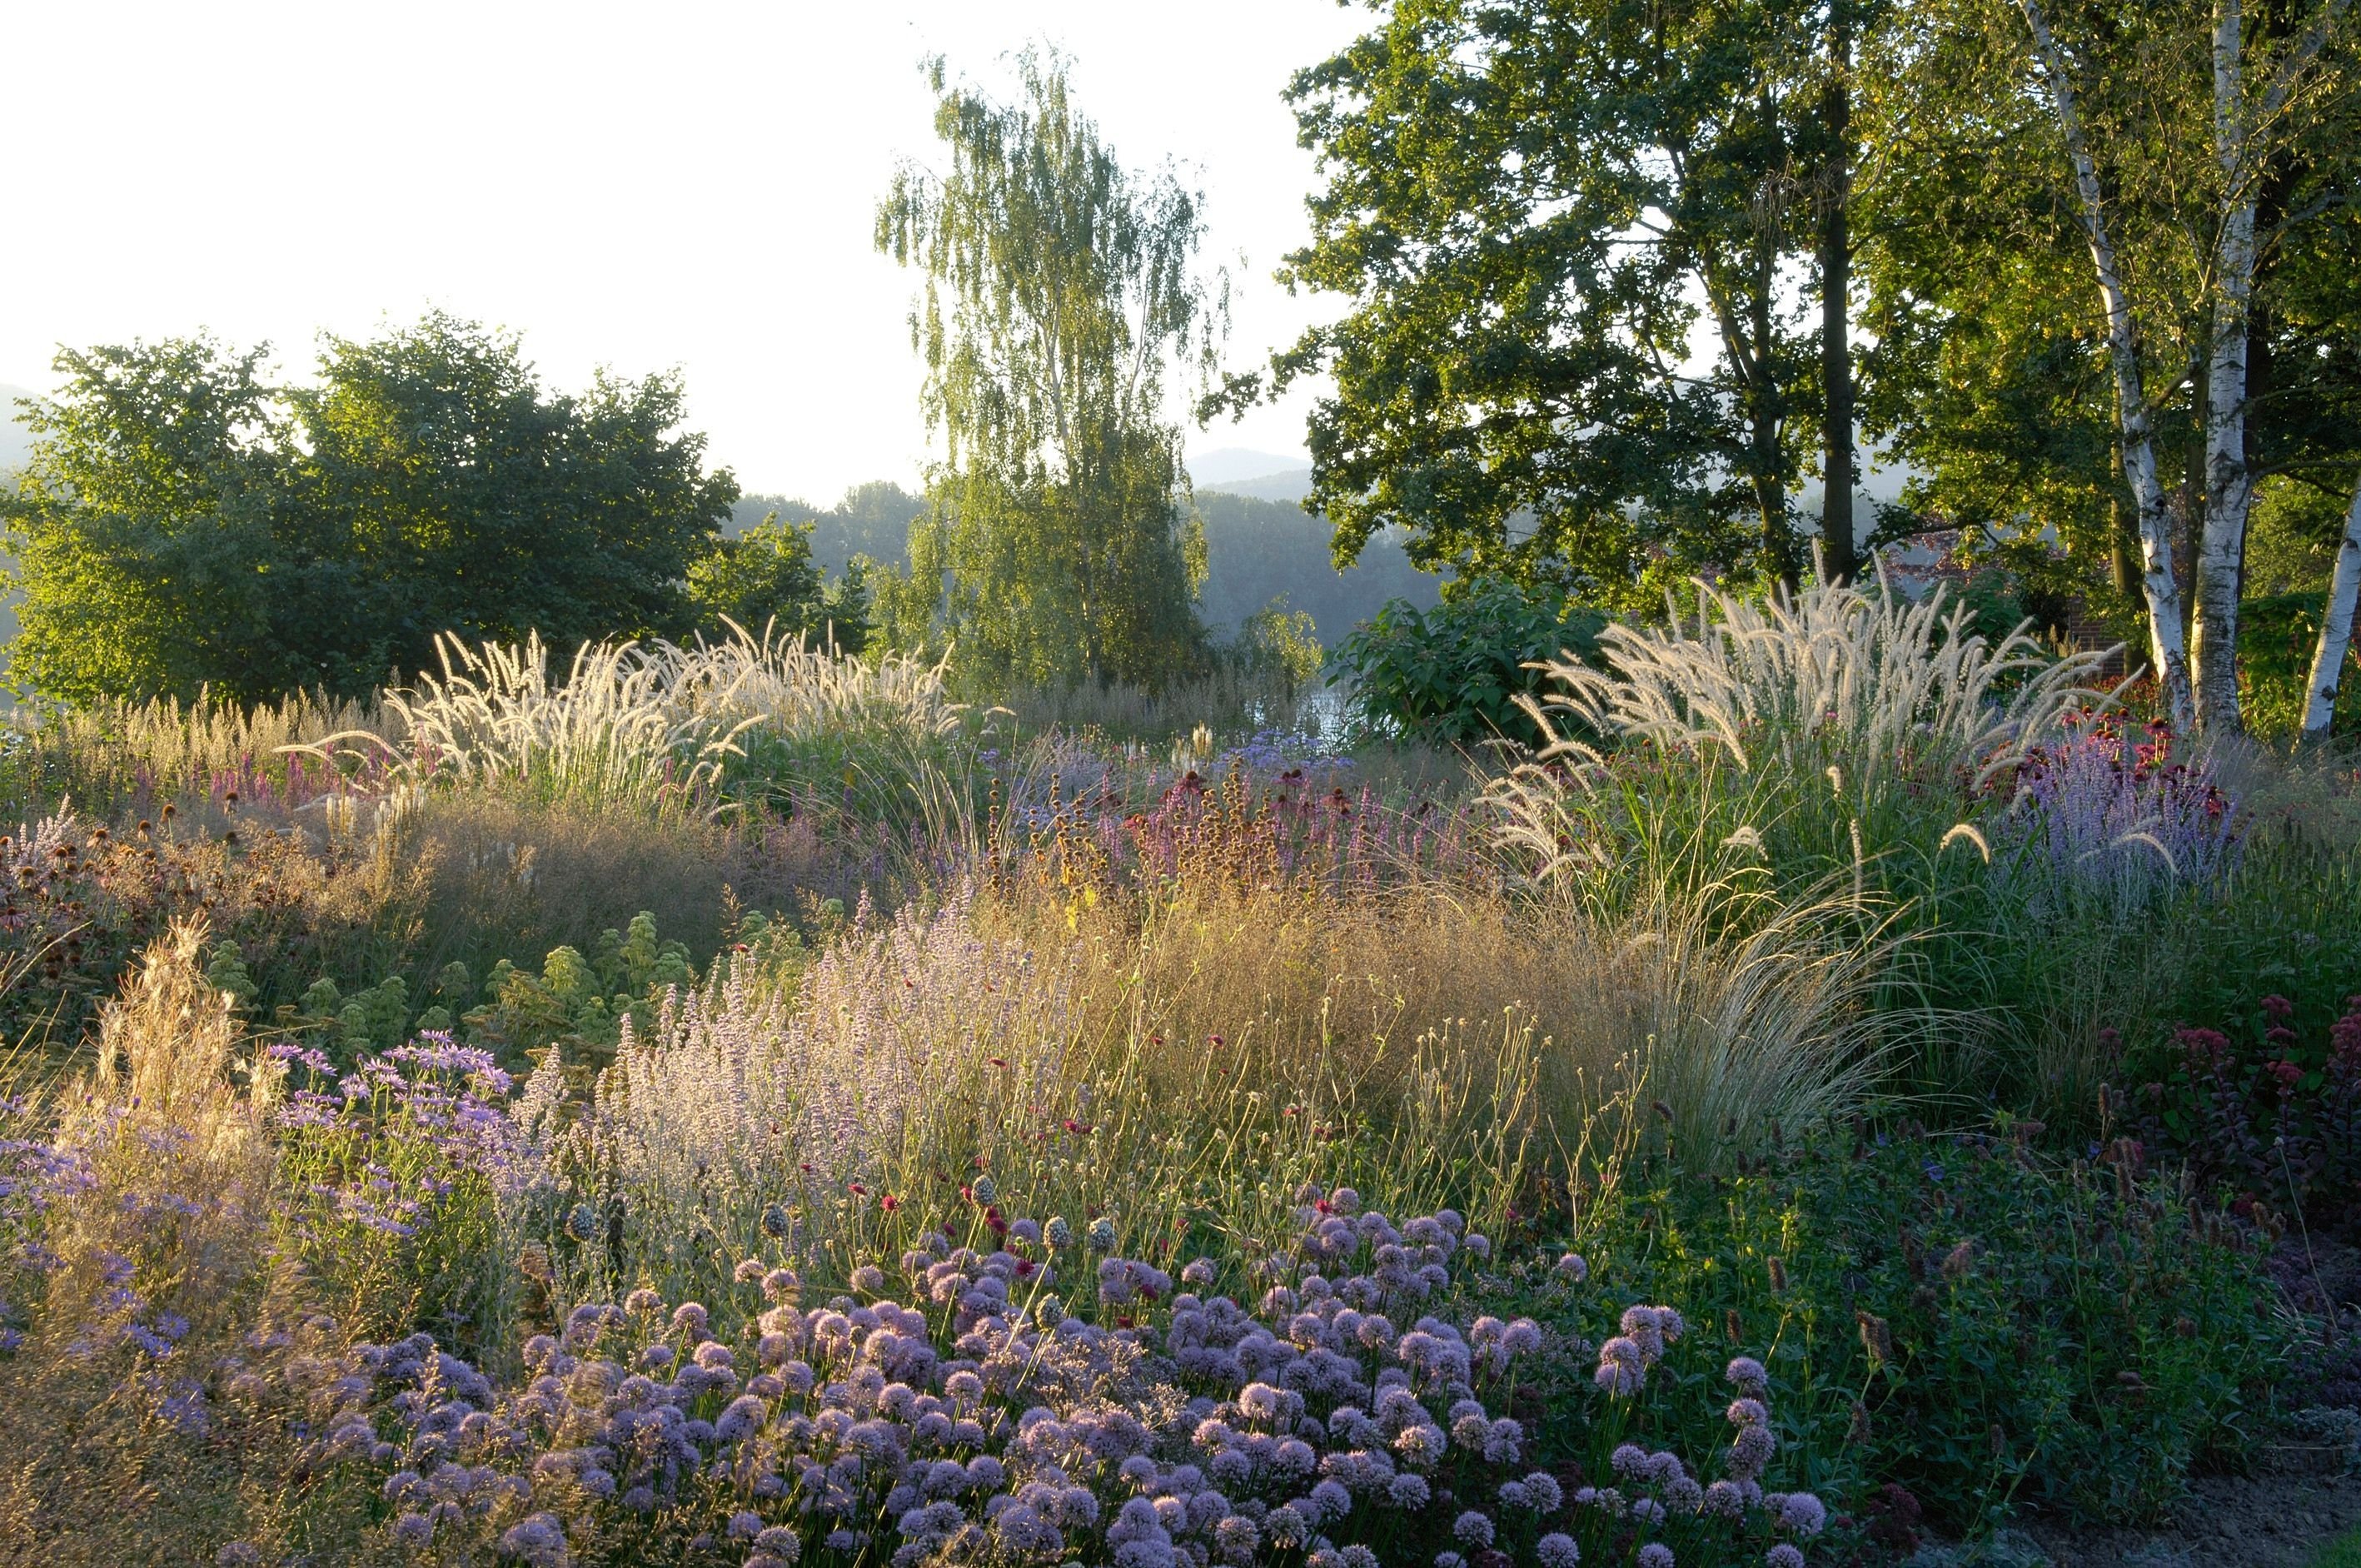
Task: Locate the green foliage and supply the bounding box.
[2,313,738,704]
[1591,1128,2292,1531]
[2239,590,2361,739]
[1243,0,1834,599]
[732,480,926,579]
[875,51,1217,689]
[1331,580,1609,744]
[1857,0,2361,670]
[685,510,872,654]
[1228,597,1325,689]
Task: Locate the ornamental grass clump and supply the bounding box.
[297,1186,1829,1567]
[325,623,962,820]
[1489,576,2114,903]
[559,885,1074,1305]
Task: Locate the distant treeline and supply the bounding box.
[733,484,1438,651]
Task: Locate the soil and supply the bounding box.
[2020,1464,2361,1567]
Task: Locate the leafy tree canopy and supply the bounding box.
[1226,0,1841,607]
[875,50,1220,689]
[3,313,742,704]
[685,510,873,653]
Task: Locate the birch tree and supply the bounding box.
[874,52,1220,689]
[2014,0,2351,733]
[2307,478,2361,734]
[2015,0,2199,731]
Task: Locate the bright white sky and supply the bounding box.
[2,1,1367,499]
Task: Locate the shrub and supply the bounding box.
[1585,1126,2293,1531]
[1330,583,1610,747]
[2120,990,2361,1223]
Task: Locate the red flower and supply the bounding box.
[848,1182,869,1197]
[881,1194,900,1212]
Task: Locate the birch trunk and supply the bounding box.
[2194,0,2259,734]
[2303,475,2361,738]
[2016,0,2194,730]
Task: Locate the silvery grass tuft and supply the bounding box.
[1490,575,2119,887]
[304,621,959,818]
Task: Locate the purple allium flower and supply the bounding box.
[1726,1356,1769,1396]
[496,1512,569,1568]
[670,1302,708,1337]
[1213,1516,1259,1565]
[1778,1492,1828,1536]
[754,1525,800,1560]
[1636,1546,1676,1568]
[1387,1473,1432,1510]
[1729,1422,1777,1481]
[1452,1511,1495,1549]
[1766,1549,1806,1568]
[727,1511,763,1540]
[1727,1396,1769,1427]
[1537,1535,1581,1568]
[735,1258,765,1283]
[851,1264,886,1294]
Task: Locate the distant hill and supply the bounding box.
[1189,446,1316,505]
[1194,491,1439,648]
[1188,446,1306,486]
[732,477,1439,650]
[1200,467,1313,504]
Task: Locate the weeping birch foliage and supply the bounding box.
[874,52,1223,689]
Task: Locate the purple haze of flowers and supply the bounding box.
[1999,715,2240,908]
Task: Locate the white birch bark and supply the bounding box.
[2017,0,2194,731]
[2304,475,2361,738]
[2194,0,2257,734]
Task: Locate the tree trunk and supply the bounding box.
[2304,475,2361,738]
[1818,2,1857,586]
[2016,0,2194,731]
[2194,0,2258,734]
[2109,444,2139,601]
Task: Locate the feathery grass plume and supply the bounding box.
[0,921,352,1564]
[2,687,383,819]
[1512,573,2113,794]
[307,621,960,820]
[1549,886,1909,1159]
[1490,575,2116,897]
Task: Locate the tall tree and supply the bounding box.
[874,51,1220,689]
[2,315,738,703]
[1223,0,1833,605]
[1860,0,2354,733]
[1815,0,1862,584]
